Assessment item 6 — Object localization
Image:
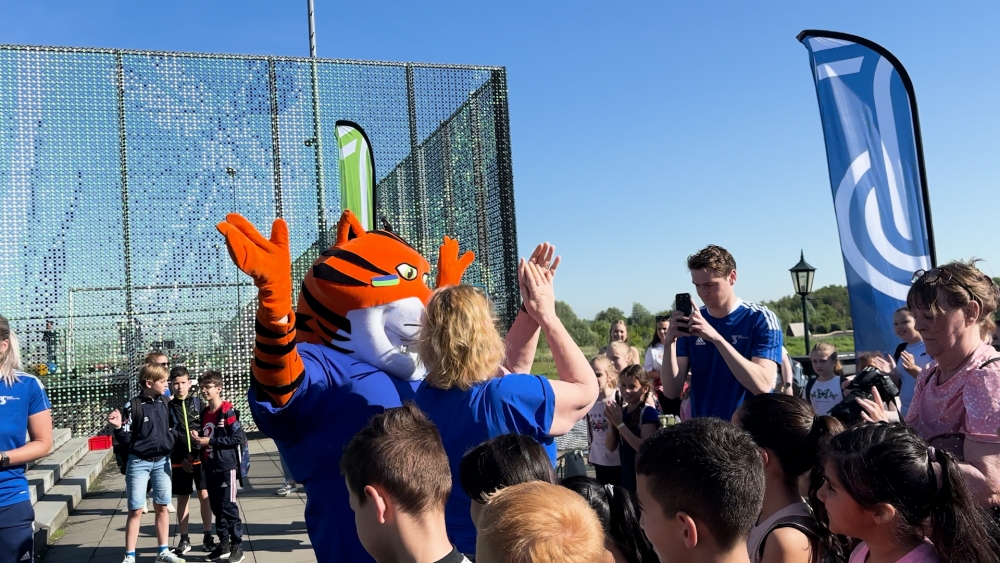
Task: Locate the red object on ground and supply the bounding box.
[88,435,112,450]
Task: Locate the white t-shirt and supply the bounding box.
[810,377,843,417]
[644,343,664,374]
[586,400,621,467]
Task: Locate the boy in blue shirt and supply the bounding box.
[662,245,782,420]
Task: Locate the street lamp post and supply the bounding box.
[790,251,817,354]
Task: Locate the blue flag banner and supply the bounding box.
[798,30,936,355]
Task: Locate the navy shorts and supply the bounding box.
[0,500,34,563]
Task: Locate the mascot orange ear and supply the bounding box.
[436,236,475,288]
[335,210,367,246]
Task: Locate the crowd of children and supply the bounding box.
[338,398,1000,563]
[107,364,247,563]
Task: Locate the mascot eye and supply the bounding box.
[396,263,418,281]
[422,273,430,286]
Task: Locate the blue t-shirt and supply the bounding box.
[248,343,421,563]
[676,300,782,420]
[416,375,556,555]
[0,371,52,507]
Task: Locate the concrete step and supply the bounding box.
[33,447,114,547]
[26,437,89,505]
[25,428,72,472]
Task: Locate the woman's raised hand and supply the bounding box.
[527,242,561,277]
[519,259,556,326]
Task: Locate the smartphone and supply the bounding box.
[675,293,692,333]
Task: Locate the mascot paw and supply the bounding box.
[217,213,293,319]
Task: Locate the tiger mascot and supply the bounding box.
[216,210,475,562]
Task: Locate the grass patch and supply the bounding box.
[784,334,855,356]
[48,527,65,544]
[532,345,600,379]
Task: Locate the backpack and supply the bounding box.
[219,404,251,485]
[113,395,144,475]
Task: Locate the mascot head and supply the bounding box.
[295,210,432,380]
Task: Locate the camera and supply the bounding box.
[828,367,900,424]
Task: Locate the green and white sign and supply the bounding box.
[336,120,375,230]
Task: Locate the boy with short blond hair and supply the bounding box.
[635,418,764,563]
[340,402,468,563]
[190,371,246,563]
[475,481,606,563]
[107,364,185,563]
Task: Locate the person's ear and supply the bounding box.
[872,502,896,525]
[965,300,982,326]
[728,270,737,286]
[365,485,391,525]
[677,510,699,549]
[759,447,770,469]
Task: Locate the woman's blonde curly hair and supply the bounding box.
[418,285,506,391]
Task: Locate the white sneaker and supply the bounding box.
[122,555,136,563]
[275,482,298,496]
[155,550,186,563]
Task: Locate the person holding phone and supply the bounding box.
[661,245,783,420]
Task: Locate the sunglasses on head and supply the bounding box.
[655,315,669,323]
[912,267,977,296]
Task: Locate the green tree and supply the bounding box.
[554,300,599,348]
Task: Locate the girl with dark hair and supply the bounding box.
[604,365,661,494]
[734,394,844,563]
[645,317,680,416]
[560,475,659,563]
[458,433,554,529]
[817,423,1000,563]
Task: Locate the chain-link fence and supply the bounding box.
[0,45,518,437]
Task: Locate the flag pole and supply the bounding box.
[307,0,328,247]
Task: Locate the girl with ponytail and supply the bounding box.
[560,475,659,563]
[817,423,1000,563]
[734,393,845,563]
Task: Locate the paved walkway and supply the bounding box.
[40,436,315,563]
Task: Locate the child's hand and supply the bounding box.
[191,431,210,447]
[107,409,122,429]
[605,402,624,427]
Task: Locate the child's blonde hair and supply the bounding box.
[138,364,169,388]
[811,342,844,376]
[590,355,619,389]
[476,481,606,563]
[606,341,633,366]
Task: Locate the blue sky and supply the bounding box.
[3,1,997,319]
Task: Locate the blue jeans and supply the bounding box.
[125,455,172,511]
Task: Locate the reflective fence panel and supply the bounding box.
[0,45,518,436]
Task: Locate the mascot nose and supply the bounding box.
[371,274,399,287]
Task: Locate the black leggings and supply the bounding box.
[593,464,623,487]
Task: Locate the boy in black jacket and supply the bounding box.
[167,366,214,555]
[190,371,246,563]
[107,364,186,563]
